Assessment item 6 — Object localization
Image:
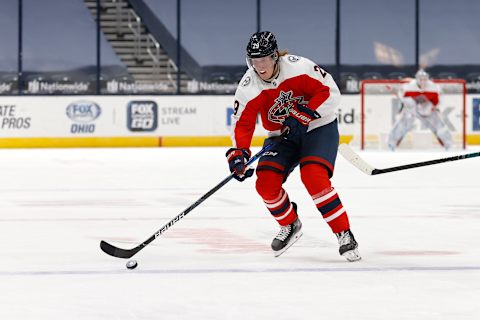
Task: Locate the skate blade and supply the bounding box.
[273,231,303,258]
[342,248,362,262]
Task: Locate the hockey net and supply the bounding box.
[353,79,466,150]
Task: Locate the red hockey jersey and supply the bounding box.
[231,54,341,151]
[402,79,441,106]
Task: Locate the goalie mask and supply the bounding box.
[415,69,429,89]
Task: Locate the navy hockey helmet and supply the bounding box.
[246,31,278,59]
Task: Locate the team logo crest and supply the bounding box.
[268,90,306,123]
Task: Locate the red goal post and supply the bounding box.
[359,78,467,150]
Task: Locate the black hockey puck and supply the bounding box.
[126,260,138,270]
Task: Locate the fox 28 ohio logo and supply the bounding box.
[127,101,158,132]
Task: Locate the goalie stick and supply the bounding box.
[339,143,480,175]
[100,133,287,259]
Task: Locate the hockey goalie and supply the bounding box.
[387,69,453,151]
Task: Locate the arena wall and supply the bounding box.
[0,95,478,147]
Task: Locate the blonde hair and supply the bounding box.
[278,49,289,57]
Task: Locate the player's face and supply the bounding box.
[250,55,276,80]
[417,76,428,90]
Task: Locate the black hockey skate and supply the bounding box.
[336,229,361,262]
[271,202,303,257]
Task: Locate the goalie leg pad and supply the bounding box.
[388,113,416,150]
[419,112,453,150]
[435,126,453,149]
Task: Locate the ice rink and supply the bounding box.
[0,145,479,319]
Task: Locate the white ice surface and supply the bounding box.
[0,146,479,319]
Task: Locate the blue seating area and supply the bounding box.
[0,0,129,94]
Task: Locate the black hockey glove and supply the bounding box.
[226,148,254,182]
[281,104,320,141]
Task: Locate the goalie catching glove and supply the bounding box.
[281,104,320,141]
[226,148,254,181]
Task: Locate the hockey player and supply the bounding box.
[225,31,360,261]
[387,69,453,150]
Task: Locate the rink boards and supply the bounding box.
[0,95,479,147]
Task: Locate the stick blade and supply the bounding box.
[100,240,138,259]
[338,144,375,175]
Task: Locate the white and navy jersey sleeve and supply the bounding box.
[230,70,262,151]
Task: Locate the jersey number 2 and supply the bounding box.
[314,65,327,78]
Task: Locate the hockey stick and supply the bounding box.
[100,134,286,259]
[339,143,480,175]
